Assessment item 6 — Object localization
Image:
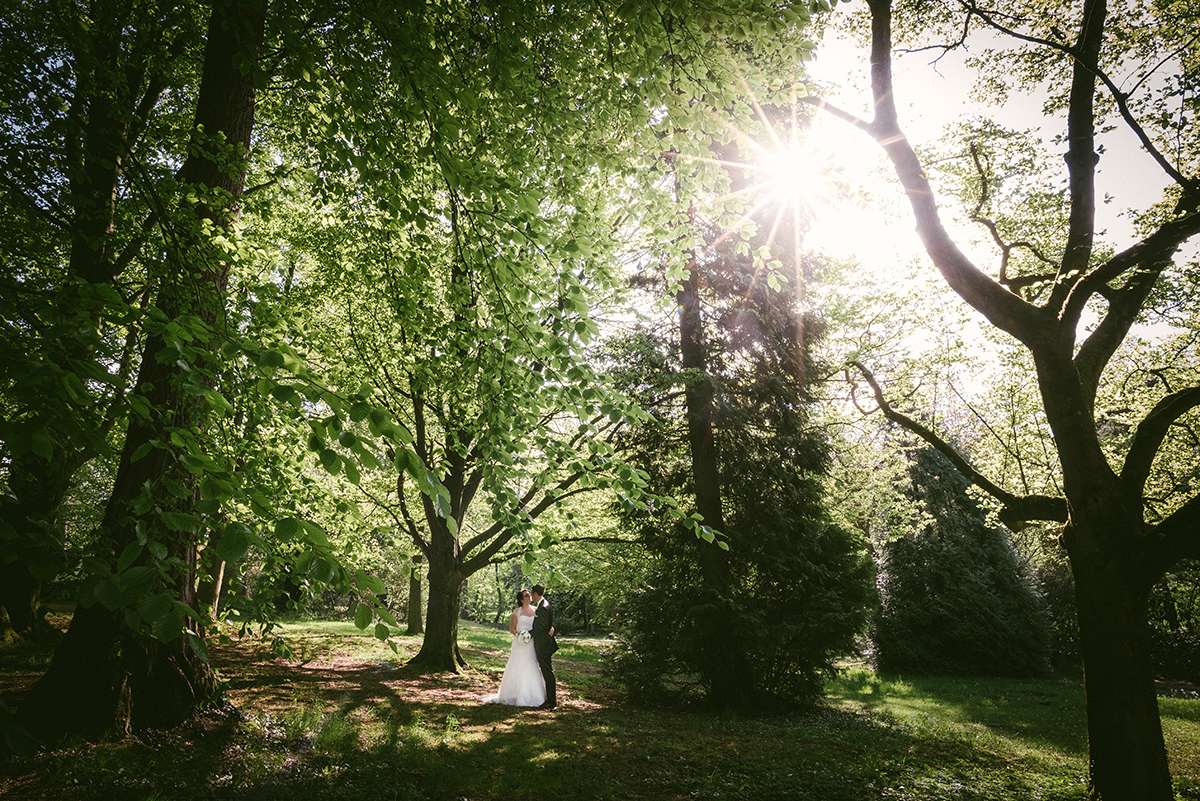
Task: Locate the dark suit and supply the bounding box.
[532,597,557,706]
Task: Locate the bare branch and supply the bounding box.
[848,360,1067,525]
[1149,492,1200,577]
[1121,386,1200,497]
[854,0,1045,347]
[965,143,1058,289]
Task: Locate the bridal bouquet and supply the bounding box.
[515,630,532,644]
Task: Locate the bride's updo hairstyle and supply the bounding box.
[515,589,526,605]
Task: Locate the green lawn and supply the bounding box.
[2,620,1198,800]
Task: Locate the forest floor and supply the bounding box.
[2,617,1199,800]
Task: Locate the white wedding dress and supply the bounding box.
[481,611,546,707]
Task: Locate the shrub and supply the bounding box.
[874,447,1051,678]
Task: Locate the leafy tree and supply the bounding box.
[607,226,875,708]
[14,0,267,741]
[810,0,1200,796]
[0,0,206,644]
[237,0,829,673]
[874,447,1050,677]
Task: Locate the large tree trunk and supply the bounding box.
[1066,516,1173,801]
[16,0,266,742]
[408,546,465,670]
[0,2,178,645]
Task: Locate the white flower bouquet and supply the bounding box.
[515,630,532,644]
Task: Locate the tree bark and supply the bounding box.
[16,0,266,742]
[405,554,424,636]
[408,545,465,670]
[1070,542,1172,801]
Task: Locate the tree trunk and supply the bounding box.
[678,263,746,704]
[0,448,80,642]
[405,555,424,636]
[678,267,730,593]
[0,2,183,643]
[408,548,465,671]
[197,551,227,616]
[1068,523,1173,801]
[15,0,266,742]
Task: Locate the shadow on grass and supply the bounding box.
[827,669,1089,760]
[3,670,1094,801]
[0,626,1127,801]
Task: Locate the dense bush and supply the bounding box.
[874,447,1050,678]
[609,512,875,707]
[1020,542,1080,675]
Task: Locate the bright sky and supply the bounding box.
[798,25,1175,275]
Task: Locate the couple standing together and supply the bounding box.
[482,583,557,709]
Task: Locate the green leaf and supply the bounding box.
[25,550,65,583]
[139,594,183,643]
[194,498,220,515]
[120,566,158,605]
[275,517,301,541]
[301,520,331,548]
[309,556,336,584]
[373,622,389,641]
[95,576,123,610]
[354,570,386,595]
[161,511,200,532]
[82,556,110,576]
[117,541,143,573]
[319,448,341,474]
[354,601,372,630]
[185,630,210,663]
[270,384,299,404]
[138,592,173,624]
[216,527,250,563]
[200,475,235,501]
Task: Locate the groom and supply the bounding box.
[530,584,558,709]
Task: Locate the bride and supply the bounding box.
[481,589,546,707]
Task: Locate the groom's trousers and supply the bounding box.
[536,647,556,706]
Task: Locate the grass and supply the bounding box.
[2,620,1198,800]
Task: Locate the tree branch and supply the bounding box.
[965,142,1058,289]
[964,0,1198,196]
[856,0,1045,348]
[1071,211,1200,397]
[848,360,1067,525]
[1121,386,1200,498]
[1148,492,1200,578]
